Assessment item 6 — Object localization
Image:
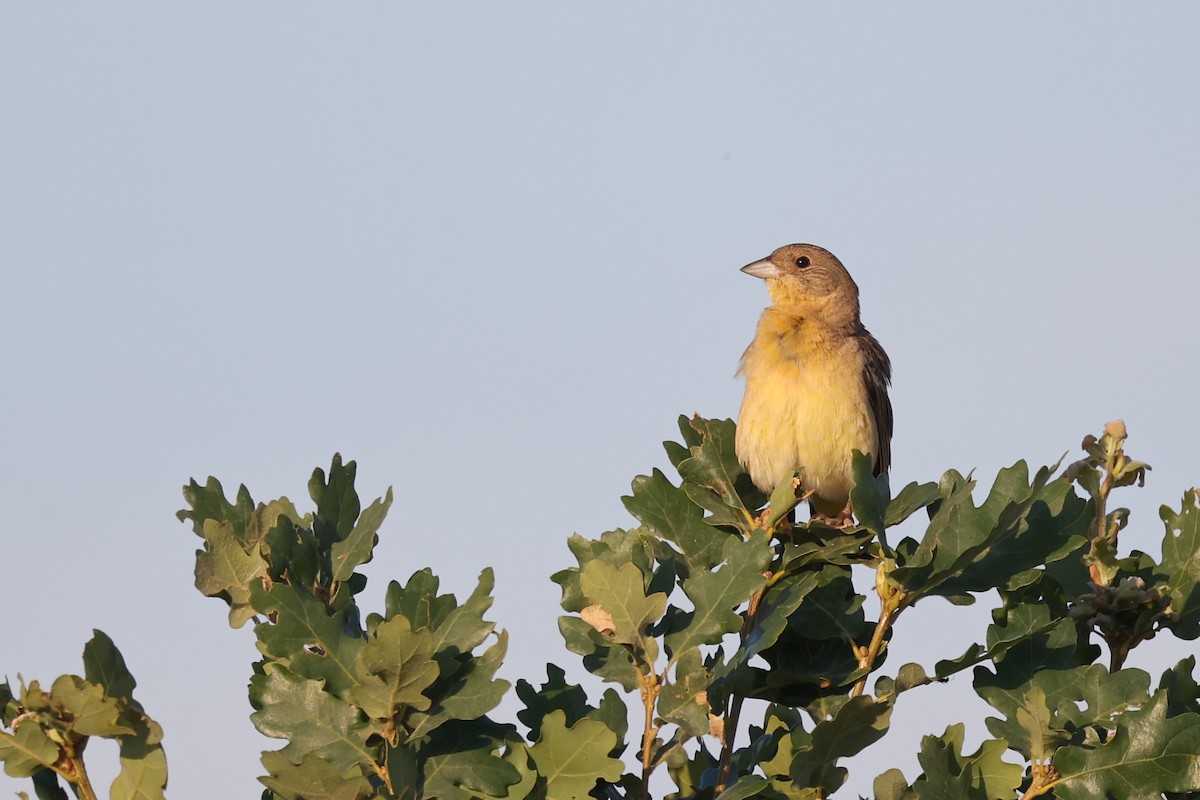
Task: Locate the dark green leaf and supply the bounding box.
[308,454,361,548]
[429,568,500,659]
[1054,692,1200,800]
[385,569,456,629]
[623,469,729,570]
[406,632,510,741]
[82,630,136,702]
[884,481,940,528]
[976,664,1150,758]
[1159,657,1200,718]
[659,647,711,737]
[1160,489,1200,639]
[422,733,521,800]
[665,533,771,655]
[515,664,590,741]
[909,724,1020,800]
[849,450,889,539]
[789,696,892,796]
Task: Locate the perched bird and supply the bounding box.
[735,243,892,525]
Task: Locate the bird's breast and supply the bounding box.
[735,323,878,507]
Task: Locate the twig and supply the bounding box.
[714,584,767,793]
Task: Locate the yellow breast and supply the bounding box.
[735,313,877,513]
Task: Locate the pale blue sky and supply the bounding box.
[3,5,1199,797]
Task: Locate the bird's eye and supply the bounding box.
[795,256,811,268]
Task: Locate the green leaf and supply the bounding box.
[1159,489,1200,639]
[849,450,889,539]
[623,468,730,570]
[82,630,136,702]
[50,675,134,737]
[421,721,522,800]
[884,481,940,527]
[177,475,254,540]
[754,706,811,781]
[249,665,376,774]
[515,664,590,741]
[30,768,70,800]
[893,462,1088,600]
[908,725,1020,800]
[330,486,393,583]
[0,725,59,778]
[780,527,876,572]
[259,751,374,800]
[553,528,659,613]
[579,561,667,645]
[348,615,439,720]
[873,768,915,800]
[110,724,168,800]
[589,689,629,758]
[385,569,457,629]
[1159,656,1200,718]
[674,416,762,531]
[528,710,624,800]
[308,454,361,548]
[732,571,820,670]
[406,631,510,741]
[659,647,711,736]
[194,518,267,628]
[975,664,1150,758]
[665,533,771,656]
[556,616,640,692]
[251,581,363,697]
[789,696,892,796]
[934,602,1064,680]
[715,774,770,800]
[676,416,748,502]
[1054,692,1200,799]
[754,567,867,705]
[429,568,500,659]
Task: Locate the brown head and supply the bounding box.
[741,243,862,330]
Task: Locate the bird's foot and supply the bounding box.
[811,500,855,529]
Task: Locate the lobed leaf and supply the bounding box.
[258,751,373,800]
[1054,692,1200,800]
[527,710,624,800]
[1159,489,1200,639]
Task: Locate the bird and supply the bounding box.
[735,243,892,526]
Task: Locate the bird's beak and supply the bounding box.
[740,258,782,279]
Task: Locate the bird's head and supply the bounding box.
[741,243,861,327]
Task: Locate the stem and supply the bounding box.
[851,565,905,699]
[714,585,767,794]
[1018,763,1060,799]
[60,743,98,800]
[639,665,660,800]
[851,606,898,698]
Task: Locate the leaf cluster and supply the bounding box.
[0,631,166,800]
[4,419,1200,800]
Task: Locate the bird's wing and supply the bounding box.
[858,330,893,476]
